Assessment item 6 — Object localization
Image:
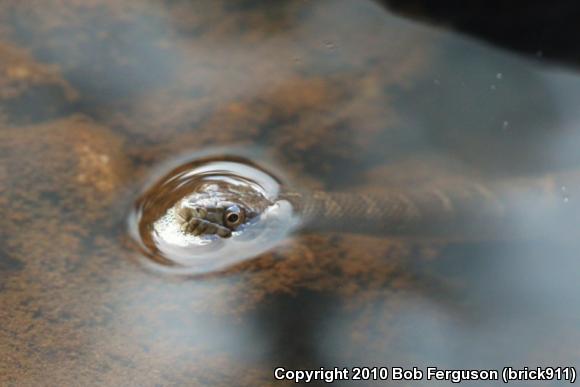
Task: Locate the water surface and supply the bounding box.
[0,0,579,385]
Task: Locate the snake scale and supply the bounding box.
[174,171,576,240]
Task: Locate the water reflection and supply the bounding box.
[1,0,580,385]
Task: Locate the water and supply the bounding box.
[1,0,580,385]
[129,151,299,274]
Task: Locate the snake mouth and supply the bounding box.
[178,217,233,238]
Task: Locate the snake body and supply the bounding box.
[174,172,576,240]
[281,182,502,238]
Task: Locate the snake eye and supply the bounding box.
[224,205,245,229]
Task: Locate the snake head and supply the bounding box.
[175,201,252,238]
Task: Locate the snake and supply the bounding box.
[130,153,580,273]
[172,171,576,240]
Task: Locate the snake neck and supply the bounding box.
[280,188,492,237]
[279,174,577,239]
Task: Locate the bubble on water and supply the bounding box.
[128,150,300,275]
[323,40,337,50]
[496,73,503,79]
[560,186,570,203]
[502,121,509,130]
[490,84,497,90]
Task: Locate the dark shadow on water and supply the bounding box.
[377,0,580,68]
